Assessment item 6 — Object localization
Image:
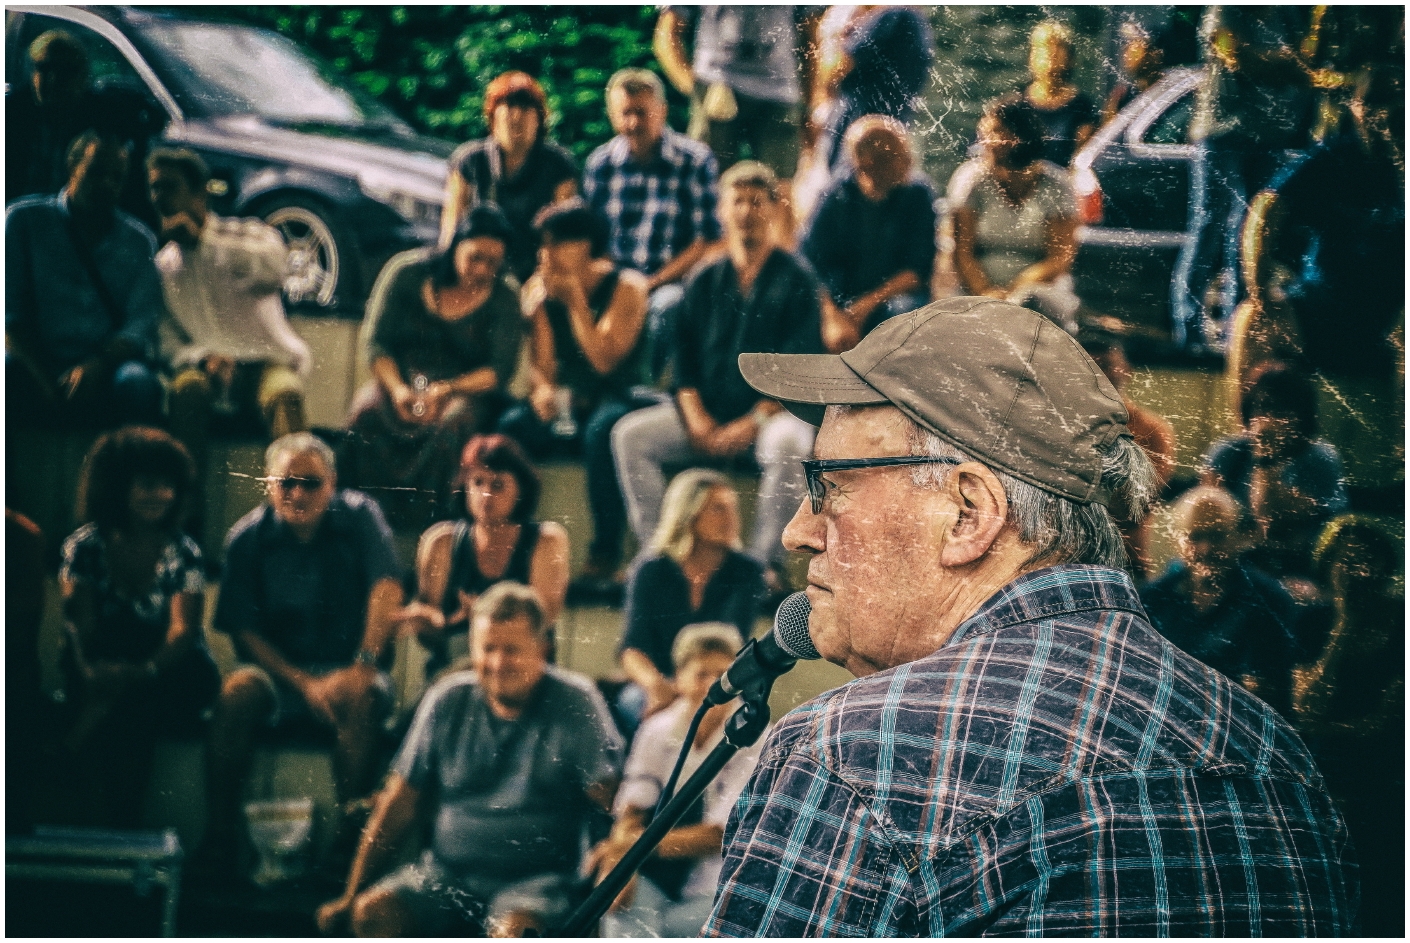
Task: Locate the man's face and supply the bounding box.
[538,235,591,276]
[148,166,200,221]
[31,49,86,107]
[852,133,910,200]
[723,184,775,250]
[782,406,959,677]
[607,88,665,151]
[267,450,336,534]
[1177,498,1241,580]
[69,142,128,213]
[471,613,547,710]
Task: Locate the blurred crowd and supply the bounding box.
[6,5,1404,937]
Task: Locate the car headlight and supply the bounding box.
[359,179,441,226]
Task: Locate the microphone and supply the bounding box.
[705,591,818,706]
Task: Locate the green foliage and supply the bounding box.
[183,6,684,161]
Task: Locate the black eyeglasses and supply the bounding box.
[270,476,324,493]
[801,456,963,514]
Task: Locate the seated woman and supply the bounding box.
[398,434,569,679]
[58,427,220,827]
[617,470,765,732]
[588,622,765,938]
[949,94,1081,334]
[498,199,656,588]
[341,205,525,530]
[801,115,938,340]
[441,71,578,285]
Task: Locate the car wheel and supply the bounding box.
[260,198,350,311]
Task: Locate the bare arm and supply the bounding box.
[317,774,422,933]
[528,521,570,626]
[439,171,471,250]
[398,524,457,644]
[1010,215,1078,294]
[843,270,923,328]
[619,647,676,715]
[551,178,578,205]
[653,9,695,97]
[647,239,720,293]
[951,207,1002,297]
[566,270,650,375]
[360,576,405,659]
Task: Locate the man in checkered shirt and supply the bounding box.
[583,68,722,380]
[702,298,1358,936]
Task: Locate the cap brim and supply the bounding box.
[738,353,887,427]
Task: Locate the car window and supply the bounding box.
[14,12,145,91]
[1139,90,1196,146]
[132,19,406,132]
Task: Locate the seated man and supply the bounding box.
[1141,485,1298,715]
[612,161,825,591]
[801,115,938,340]
[198,433,404,875]
[149,147,311,461]
[6,131,163,429]
[583,68,723,382]
[317,582,623,937]
[498,199,655,587]
[1201,360,1348,592]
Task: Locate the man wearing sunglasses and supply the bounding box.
[702,298,1355,936]
[195,432,404,879]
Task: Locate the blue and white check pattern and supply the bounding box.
[582,130,721,276]
[704,565,1358,937]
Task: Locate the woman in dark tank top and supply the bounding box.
[397,435,569,678]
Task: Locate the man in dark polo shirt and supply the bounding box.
[196,432,404,875]
[611,160,829,584]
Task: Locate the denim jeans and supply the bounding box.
[498,389,665,565]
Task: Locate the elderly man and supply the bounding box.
[1141,485,1298,715]
[801,115,938,339]
[612,161,828,591]
[197,433,403,876]
[6,131,163,429]
[583,68,723,381]
[703,297,1357,935]
[317,582,623,937]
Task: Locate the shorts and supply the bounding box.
[366,849,579,936]
[689,83,802,177]
[241,662,392,730]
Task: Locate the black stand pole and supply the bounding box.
[557,697,771,937]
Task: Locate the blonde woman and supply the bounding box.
[616,470,765,730]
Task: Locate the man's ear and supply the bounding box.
[937,462,1010,568]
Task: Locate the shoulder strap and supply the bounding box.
[63,208,127,332]
[443,520,476,616]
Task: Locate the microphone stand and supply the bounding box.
[557,694,771,937]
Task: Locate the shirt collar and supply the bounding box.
[947,564,1148,648]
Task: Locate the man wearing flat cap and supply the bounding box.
[702,298,1357,936]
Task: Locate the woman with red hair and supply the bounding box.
[440,71,579,284]
[396,434,569,678]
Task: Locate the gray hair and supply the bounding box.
[265,431,336,477]
[472,581,548,640]
[649,468,742,563]
[606,67,665,102]
[872,408,1157,571]
[672,622,745,673]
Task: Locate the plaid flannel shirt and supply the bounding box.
[704,565,1358,937]
[582,129,721,277]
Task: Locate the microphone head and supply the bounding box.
[772,591,819,661]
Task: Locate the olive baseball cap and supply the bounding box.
[738,297,1130,504]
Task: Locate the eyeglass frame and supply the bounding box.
[801,456,964,514]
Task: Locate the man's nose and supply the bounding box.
[782,497,822,554]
